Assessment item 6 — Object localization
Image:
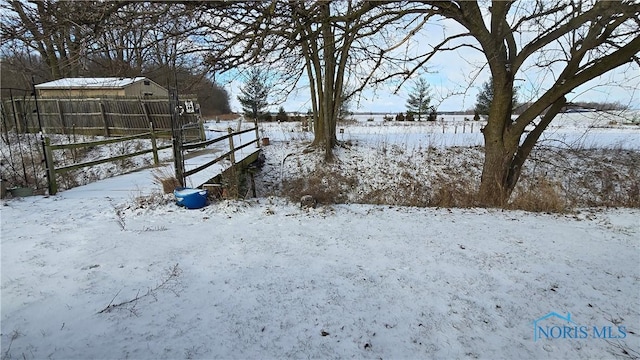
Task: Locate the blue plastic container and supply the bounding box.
[174,187,208,209]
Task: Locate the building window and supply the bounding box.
[144,80,150,86]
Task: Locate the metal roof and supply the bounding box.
[35,77,148,89]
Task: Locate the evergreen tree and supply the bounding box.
[475,78,519,115]
[276,106,289,122]
[338,88,353,121]
[237,68,270,120]
[405,78,431,121]
[428,106,438,121]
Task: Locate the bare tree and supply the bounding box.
[197,1,427,160]
[2,1,230,113]
[2,1,200,79]
[417,0,640,206]
[1,0,127,78]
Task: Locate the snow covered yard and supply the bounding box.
[1,111,639,359]
[1,192,639,359]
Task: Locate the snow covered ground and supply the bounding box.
[1,111,639,359]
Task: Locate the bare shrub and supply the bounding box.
[98,263,182,316]
[0,132,45,190]
[589,165,639,208]
[221,166,241,199]
[282,165,357,204]
[358,171,432,207]
[337,118,358,126]
[525,147,640,209]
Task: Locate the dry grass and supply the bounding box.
[509,177,568,213]
[429,176,478,208]
[221,166,241,199]
[260,143,639,212]
[152,168,181,194]
[525,147,640,209]
[281,165,358,205]
[132,191,173,210]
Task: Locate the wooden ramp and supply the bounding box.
[183,146,261,188]
[181,126,262,189]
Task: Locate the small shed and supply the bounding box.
[35,77,168,98]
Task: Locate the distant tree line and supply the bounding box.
[562,101,629,111]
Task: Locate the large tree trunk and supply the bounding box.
[477,89,568,207]
[477,77,520,206]
[477,139,518,207]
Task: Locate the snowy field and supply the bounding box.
[1,111,639,359]
[262,111,640,150]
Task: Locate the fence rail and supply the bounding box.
[181,126,260,180]
[44,122,171,195]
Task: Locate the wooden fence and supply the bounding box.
[2,96,200,136]
[43,124,171,195]
[41,123,261,195]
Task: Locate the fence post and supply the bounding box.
[56,100,66,134]
[227,127,236,165]
[149,121,159,166]
[254,119,260,148]
[44,137,58,195]
[198,119,206,142]
[99,102,110,137]
[14,99,28,133]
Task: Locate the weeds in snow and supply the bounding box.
[109,191,173,231]
[1,330,23,360]
[111,200,127,231]
[130,191,174,210]
[282,165,358,205]
[97,263,182,316]
[510,177,567,213]
[152,167,180,194]
[606,340,640,360]
[259,138,639,212]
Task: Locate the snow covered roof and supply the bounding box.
[35,77,148,89]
